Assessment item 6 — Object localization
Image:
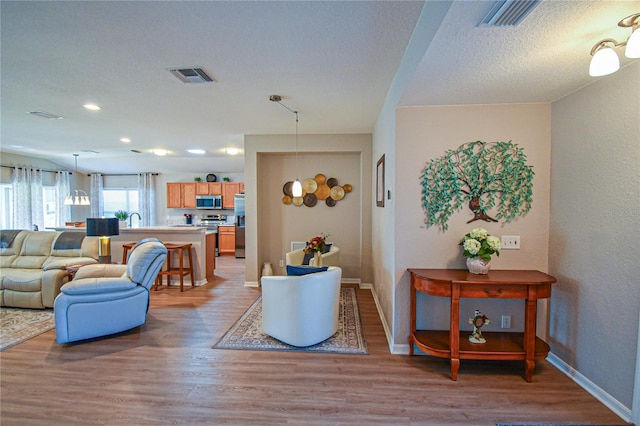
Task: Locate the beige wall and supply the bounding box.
[394,103,552,348]
[550,62,640,410]
[244,134,373,286]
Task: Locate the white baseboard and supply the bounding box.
[547,352,631,423]
[366,284,395,353]
[343,278,361,285]
[244,281,259,288]
[355,293,632,422]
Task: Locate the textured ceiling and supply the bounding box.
[1,1,638,174]
[400,0,640,106]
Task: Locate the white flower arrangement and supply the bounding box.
[460,227,501,262]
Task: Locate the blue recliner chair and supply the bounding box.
[54,238,167,344]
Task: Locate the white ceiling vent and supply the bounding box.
[167,67,215,84]
[479,0,540,27]
[27,110,63,120]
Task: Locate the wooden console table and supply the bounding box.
[408,269,556,382]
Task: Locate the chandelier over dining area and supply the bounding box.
[64,154,90,206]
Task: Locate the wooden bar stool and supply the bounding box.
[122,242,137,264]
[155,243,194,292]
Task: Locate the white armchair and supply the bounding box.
[261,266,342,347]
[285,245,340,267]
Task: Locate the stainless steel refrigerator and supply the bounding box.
[234,193,245,258]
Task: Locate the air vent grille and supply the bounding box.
[167,67,215,84]
[479,0,540,27]
[27,110,63,120]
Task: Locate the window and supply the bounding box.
[0,184,56,229]
[0,184,12,229]
[103,188,139,223]
[43,186,56,228]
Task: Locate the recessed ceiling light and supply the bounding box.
[225,148,240,155]
[153,149,168,156]
[187,149,206,155]
[83,104,101,111]
[120,137,131,143]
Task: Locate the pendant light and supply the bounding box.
[64,154,90,206]
[269,95,302,197]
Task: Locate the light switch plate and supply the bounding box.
[501,235,520,250]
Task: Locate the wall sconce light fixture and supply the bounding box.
[589,13,640,77]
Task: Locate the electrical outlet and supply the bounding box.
[279,259,284,267]
[501,315,511,329]
[501,235,520,250]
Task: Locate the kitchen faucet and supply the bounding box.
[129,212,142,228]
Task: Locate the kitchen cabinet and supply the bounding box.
[196,182,222,195]
[218,226,236,255]
[167,183,182,208]
[205,232,216,278]
[166,183,197,208]
[222,182,242,209]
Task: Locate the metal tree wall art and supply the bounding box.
[420,140,534,231]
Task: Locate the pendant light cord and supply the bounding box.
[295,111,299,181]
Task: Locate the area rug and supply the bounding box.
[213,288,368,354]
[0,308,55,351]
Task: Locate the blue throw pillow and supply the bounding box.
[323,243,332,253]
[286,265,329,276]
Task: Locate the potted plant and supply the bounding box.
[194,177,202,182]
[114,210,129,228]
[222,176,231,182]
[460,227,501,274]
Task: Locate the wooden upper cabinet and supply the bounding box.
[182,183,197,208]
[167,182,197,208]
[196,182,222,195]
[222,183,241,209]
[209,182,222,195]
[195,182,209,195]
[167,183,183,208]
[168,182,242,209]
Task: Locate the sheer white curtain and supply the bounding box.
[54,171,71,227]
[90,173,104,217]
[12,167,44,230]
[138,173,156,226]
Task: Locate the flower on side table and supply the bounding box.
[460,228,500,274]
[460,228,500,262]
[304,233,329,255]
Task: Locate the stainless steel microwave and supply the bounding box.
[196,195,222,209]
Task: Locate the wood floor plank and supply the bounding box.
[0,256,627,425]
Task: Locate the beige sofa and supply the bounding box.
[0,230,99,309]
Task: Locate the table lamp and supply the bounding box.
[86,218,119,264]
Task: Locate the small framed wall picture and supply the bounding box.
[376,154,385,207]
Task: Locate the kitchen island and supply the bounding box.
[49,226,216,285]
[115,227,216,285]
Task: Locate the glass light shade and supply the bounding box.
[589,47,620,76]
[292,179,303,197]
[64,190,91,206]
[625,29,640,58]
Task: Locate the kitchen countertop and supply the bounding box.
[47,226,216,234]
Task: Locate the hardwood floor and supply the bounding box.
[1,256,626,425]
